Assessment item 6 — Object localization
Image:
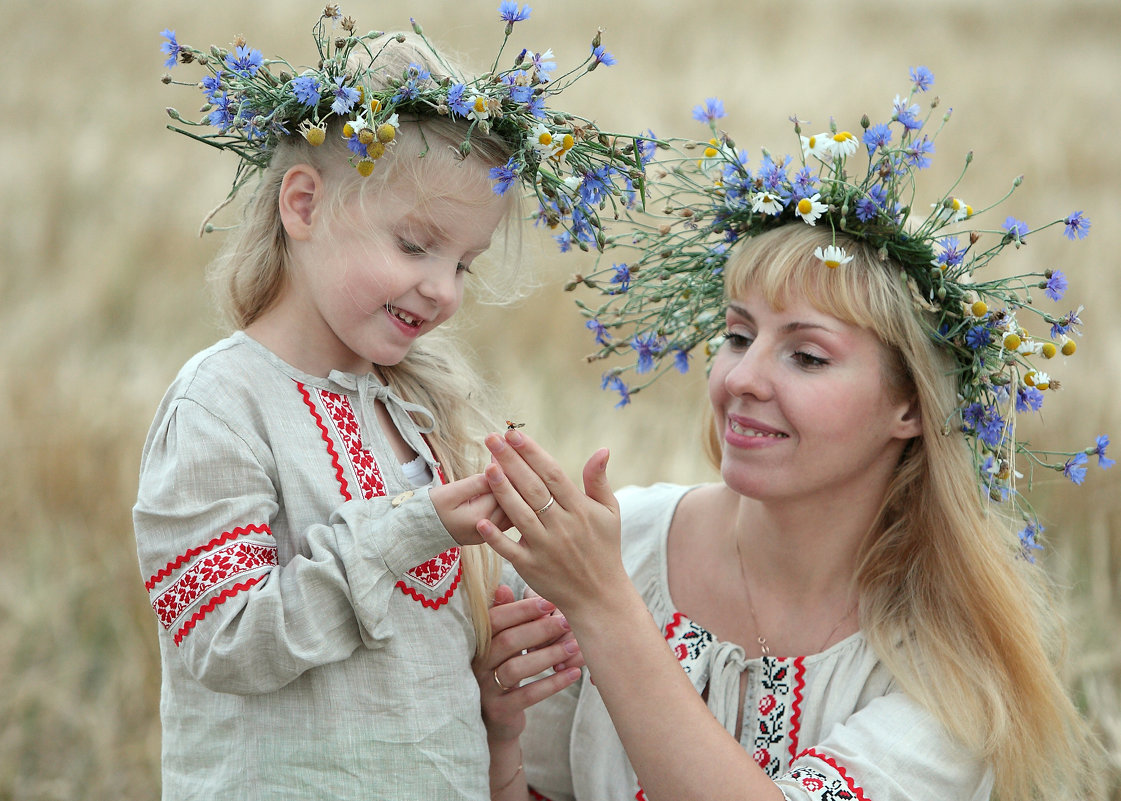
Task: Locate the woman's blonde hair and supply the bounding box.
[207,32,514,660]
[705,223,1100,799]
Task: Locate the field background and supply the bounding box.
[2,0,1119,797]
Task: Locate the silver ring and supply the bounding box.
[534,496,555,515]
[494,669,516,692]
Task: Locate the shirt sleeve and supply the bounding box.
[776,692,993,801]
[133,396,458,695]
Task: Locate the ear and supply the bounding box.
[278,164,322,241]
[893,394,923,441]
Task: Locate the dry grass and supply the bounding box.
[2,0,1118,797]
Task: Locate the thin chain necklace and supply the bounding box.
[734,535,856,658]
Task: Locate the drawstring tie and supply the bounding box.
[707,641,750,737]
[327,371,437,465]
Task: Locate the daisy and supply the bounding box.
[794,193,828,225]
[825,130,859,158]
[800,132,830,161]
[529,122,559,157]
[814,244,854,269]
[468,95,490,122]
[751,192,784,216]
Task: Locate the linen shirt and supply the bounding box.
[517,483,994,801]
[134,332,488,801]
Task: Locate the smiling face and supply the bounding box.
[708,288,921,507]
[261,149,511,376]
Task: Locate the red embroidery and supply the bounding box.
[173,575,268,646]
[297,381,351,501]
[789,748,869,801]
[788,656,807,762]
[662,611,713,675]
[153,539,277,631]
[317,388,386,499]
[527,789,551,801]
[145,523,270,591]
[406,548,460,588]
[395,560,462,610]
[635,789,647,800]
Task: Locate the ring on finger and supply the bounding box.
[493,669,517,693]
[534,496,555,515]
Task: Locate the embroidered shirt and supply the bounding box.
[516,483,994,801]
[133,332,487,801]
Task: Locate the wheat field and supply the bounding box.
[1,0,1118,797]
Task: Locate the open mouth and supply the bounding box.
[387,305,423,328]
[728,420,788,438]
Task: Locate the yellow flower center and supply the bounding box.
[358,129,375,145]
[834,131,855,142]
[1002,333,1021,351]
[376,123,396,143]
[1061,340,1077,356]
[825,259,842,269]
[1041,342,1057,359]
[342,122,355,138]
[560,133,574,151]
[971,301,988,317]
[356,159,375,177]
[538,131,553,146]
[366,141,386,160]
[304,127,326,146]
[473,97,487,112]
[797,198,813,215]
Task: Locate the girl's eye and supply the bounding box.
[793,351,829,368]
[456,262,473,274]
[397,238,425,255]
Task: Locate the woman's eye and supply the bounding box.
[793,351,829,368]
[723,330,752,350]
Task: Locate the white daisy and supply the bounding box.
[751,192,784,216]
[814,244,854,269]
[794,193,828,225]
[825,130,859,158]
[529,123,559,157]
[467,95,490,122]
[800,132,830,161]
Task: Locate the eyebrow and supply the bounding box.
[726,302,836,335]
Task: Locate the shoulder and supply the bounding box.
[614,483,701,610]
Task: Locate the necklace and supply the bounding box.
[733,535,856,658]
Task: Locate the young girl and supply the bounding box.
[475,70,1107,800]
[138,8,642,799]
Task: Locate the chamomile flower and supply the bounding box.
[794,193,828,225]
[467,95,490,122]
[814,244,854,269]
[529,123,559,157]
[752,191,785,216]
[801,132,830,161]
[825,131,859,158]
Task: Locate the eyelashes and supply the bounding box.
[722,330,830,368]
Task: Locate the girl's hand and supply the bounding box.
[475,430,625,616]
[429,473,510,545]
[477,584,584,745]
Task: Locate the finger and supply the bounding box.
[509,666,583,707]
[481,463,541,533]
[502,429,583,509]
[490,593,557,634]
[485,433,553,512]
[497,637,581,686]
[581,448,618,510]
[489,609,572,666]
[477,516,525,563]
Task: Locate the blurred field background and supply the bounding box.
[2,0,1119,797]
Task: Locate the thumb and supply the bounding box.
[581,448,615,508]
[492,583,515,606]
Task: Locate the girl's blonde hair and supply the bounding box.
[705,223,1100,799]
[208,32,513,661]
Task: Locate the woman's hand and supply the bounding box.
[477,584,584,745]
[429,473,511,545]
[474,429,626,617]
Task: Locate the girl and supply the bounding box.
[475,71,1106,800]
[138,9,640,799]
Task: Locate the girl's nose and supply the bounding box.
[418,263,461,309]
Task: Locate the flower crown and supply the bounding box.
[160,3,647,239]
[565,67,1111,555]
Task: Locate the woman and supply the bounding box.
[474,69,1105,801]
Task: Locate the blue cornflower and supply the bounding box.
[200,72,225,102]
[345,131,367,157]
[586,319,611,346]
[160,29,182,68]
[1015,386,1045,413]
[978,408,1005,448]
[637,130,658,165]
[554,231,573,253]
[503,71,534,104]
[609,263,632,293]
[962,402,986,430]
[225,45,264,77]
[531,50,557,79]
[965,325,991,350]
[1002,216,1029,243]
[631,334,663,374]
[674,349,691,374]
[934,237,966,270]
[446,83,471,117]
[498,1,531,24]
[392,63,432,102]
[331,76,360,115]
[602,374,632,407]
[910,66,935,92]
[1092,435,1115,468]
[1063,211,1090,240]
[1043,270,1067,302]
[855,184,888,222]
[904,136,935,169]
[893,98,923,131]
[757,153,790,192]
[862,123,892,154]
[579,166,614,206]
[591,45,616,67]
[1017,521,1044,563]
[489,158,521,195]
[1049,307,1083,339]
[790,166,817,200]
[524,95,546,119]
[1063,452,1089,485]
[291,75,321,106]
[207,93,235,131]
[692,97,726,124]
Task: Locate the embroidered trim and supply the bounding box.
[788,657,806,763]
[395,561,462,609]
[153,539,277,631]
[297,381,351,501]
[753,656,798,777]
[789,749,869,801]
[318,387,386,499]
[173,575,268,646]
[145,523,271,591]
[527,789,552,801]
[663,611,714,675]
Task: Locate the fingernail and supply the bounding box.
[485,434,506,454]
[556,614,570,631]
[566,667,582,682]
[506,429,524,446]
[563,639,580,655]
[484,464,505,484]
[536,598,556,613]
